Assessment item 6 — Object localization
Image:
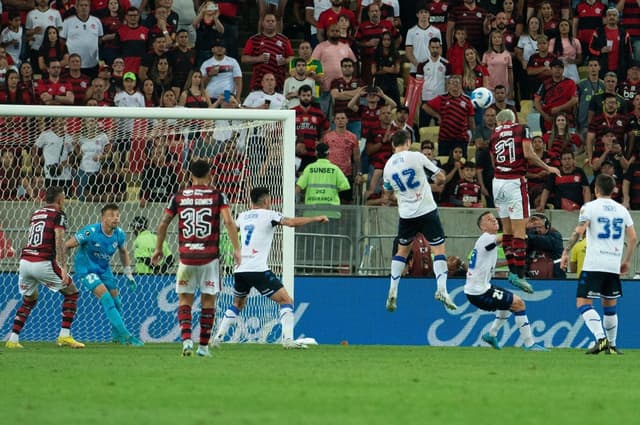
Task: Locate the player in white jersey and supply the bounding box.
[382,130,457,312]
[465,212,548,351]
[211,187,328,349]
[561,174,637,355]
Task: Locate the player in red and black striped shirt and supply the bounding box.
[241,13,294,92]
[7,186,83,349]
[153,159,241,357]
[491,109,560,292]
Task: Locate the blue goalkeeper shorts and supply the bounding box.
[77,272,117,292]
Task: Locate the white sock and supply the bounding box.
[603,314,618,347]
[580,307,606,340]
[433,255,448,292]
[389,256,406,296]
[280,304,294,341]
[9,332,19,343]
[59,328,70,338]
[489,310,511,337]
[215,306,239,339]
[514,311,534,347]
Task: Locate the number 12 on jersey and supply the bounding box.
[392,168,420,192]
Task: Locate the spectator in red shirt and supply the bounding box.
[64,53,91,105]
[0,69,34,104]
[293,84,330,171]
[588,7,632,81]
[321,110,361,203]
[355,3,400,84]
[317,0,357,42]
[117,7,149,74]
[242,13,294,92]
[97,0,125,65]
[38,60,74,105]
[533,58,577,132]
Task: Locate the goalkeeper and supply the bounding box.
[65,203,144,346]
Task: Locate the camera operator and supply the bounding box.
[526,213,566,279]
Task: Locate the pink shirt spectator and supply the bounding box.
[482,50,512,91]
[323,128,358,176]
[311,40,357,92]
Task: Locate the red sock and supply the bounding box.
[199,308,215,346]
[177,305,192,341]
[502,234,515,273]
[512,237,527,277]
[12,298,37,335]
[61,293,78,330]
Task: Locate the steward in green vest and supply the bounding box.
[131,216,174,274]
[295,142,350,206]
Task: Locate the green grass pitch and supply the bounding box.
[2,343,638,425]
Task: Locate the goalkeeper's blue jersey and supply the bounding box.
[73,223,126,276]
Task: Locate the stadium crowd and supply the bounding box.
[1,0,640,212]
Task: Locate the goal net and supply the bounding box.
[0,105,296,344]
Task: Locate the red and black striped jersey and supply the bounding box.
[331,76,366,121]
[623,163,640,206]
[621,0,640,38]
[544,168,589,205]
[427,94,475,142]
[427,1,449,34]
[166,186,229,265]
[243,33,294,91]
[587,112,627,156]
[447,4,488,51]
[293,104,330,156]
[21,206,66,262]
[490,122,529,178]
[574,1,606,46]
[63,73,91,106]
[453,179,481,204]
[117,25,149,74]
[355,19,398,58]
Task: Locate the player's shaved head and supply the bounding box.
[189,159,211,178]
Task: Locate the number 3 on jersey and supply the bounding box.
[597,217,623,240]
[179,208,213,239]
[392,168,420,192]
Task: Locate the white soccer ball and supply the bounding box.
[470,87,494,109]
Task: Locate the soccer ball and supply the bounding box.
[470,87,494,109]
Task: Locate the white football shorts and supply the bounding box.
[175,259,221,295]
[493,177,530,220]
[18,259,69,296]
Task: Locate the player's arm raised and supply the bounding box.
[281,215,329,227]
[152,213,174,265]
[561,221,587,270]
[221,207,241,266]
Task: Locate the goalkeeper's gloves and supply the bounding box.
[123,266,136,290]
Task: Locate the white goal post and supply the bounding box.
[0,105,296,343]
